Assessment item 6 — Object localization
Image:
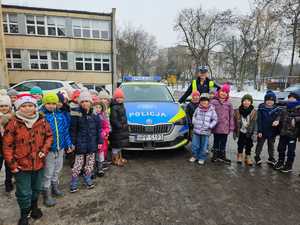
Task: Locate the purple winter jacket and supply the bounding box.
[192,104,218,135]
[211,98,235,134]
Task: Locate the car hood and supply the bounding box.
[125,102,182,125]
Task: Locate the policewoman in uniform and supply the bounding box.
[179,66,219,103]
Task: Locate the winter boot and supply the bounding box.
[112,154,124,167]
[52,182,64,197]
[244,155,253,166]
[274,161,284,170]
[96,162,105,177]
[30,200,43,220]
[43,188,56,207]
[83,175,95,189]
[70,176,79,193]
[119,152,128,164]
[219,151,231,164]
[18,208,30,225]
[237,153,243,164]
[281,162,293,173]
[211,150,219,163]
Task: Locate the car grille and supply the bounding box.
[129,124,173,134]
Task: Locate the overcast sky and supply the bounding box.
[3,0,251,47]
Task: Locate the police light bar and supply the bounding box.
[123,75,161,82]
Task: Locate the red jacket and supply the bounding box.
[3,114,53,171]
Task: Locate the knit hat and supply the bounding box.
[30,86,43,95]
[42,92,59,105]
[288,91,300,100]
[7,89,19,97]
[0,95,12,107]
[92,95,101,105]
[220,83,230,94]
[78,91,93,103]
[200,93,210,101]
[98,90,111,99]
[0,89,7,96]
[71,90,81,102]
[192,91,200,98]
[264,90,276,102]
[89,89,98,96]
[241,94,253,104]
[15,94,37,110]
[113,88,125,99]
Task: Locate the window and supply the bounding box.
[14,81,38,92]
[47,17,65,36]
[6,49,22,69]
[29,50,48,69]
[3,13,19,33]
[72,19,110,39]
[50,51,68,70]
[75,53,111,72]
[26,15,46,35]
[36,81,63,90]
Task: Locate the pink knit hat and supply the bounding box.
[220,83,230,94]
[192,91,200,98]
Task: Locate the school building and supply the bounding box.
[0,4,117,88]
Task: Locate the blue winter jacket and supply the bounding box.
[257,103,281,138]
[70,107,103,155]
[40,107,73,152]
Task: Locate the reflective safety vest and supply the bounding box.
[192,80,215,92]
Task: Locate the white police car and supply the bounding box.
[120,76,189,150]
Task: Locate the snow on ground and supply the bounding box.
[230,85,266,101]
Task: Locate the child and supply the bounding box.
[233,94,257,166]
[98,90,111,108]
[0,94,14,193]
[274,91,300,172]
[185,91,200,139]
[211,84,234,164]
[70,89,81,111]
[7,89,19,112]
[40,93,73,207]
[30,86,43,107]
[93,96,110,176]
[70,91,103,193]
[110,88,129,166]
[255,90,281,166]
[190,93,218,164]
[3,94,53,225]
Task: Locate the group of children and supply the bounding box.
[187,84,300,173]
[0,86,129,225]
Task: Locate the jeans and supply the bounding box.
[192,134,209,160]
[15,169,44,210]
[255,136,276,160]
[277,135,297,165]
[43,151,64,189]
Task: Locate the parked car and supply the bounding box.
[120,77,189,151]
[9,80,81,95]
[276,83,300,101]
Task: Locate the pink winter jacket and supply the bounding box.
[210,98,235,134]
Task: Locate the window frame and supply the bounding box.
[75,53,111,72]
[6,49,22,69]
[3,13,19,34]
[72,19,111,40]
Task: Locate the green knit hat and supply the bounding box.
[42,92,59,105]
[241,94,253,104]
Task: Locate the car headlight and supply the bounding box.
[174,117,187,125]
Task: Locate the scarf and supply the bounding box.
[239,105,254,118]
[16,111,39,128]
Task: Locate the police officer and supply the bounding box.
[179,66,219,103]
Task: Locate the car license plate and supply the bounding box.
[136,134,164,141]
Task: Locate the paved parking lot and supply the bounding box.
[0,97,300,225]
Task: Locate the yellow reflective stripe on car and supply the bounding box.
[174,139,189,148]
[168,106,186,123]
[192,80,197,92]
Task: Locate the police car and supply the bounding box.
[120,76,189,150]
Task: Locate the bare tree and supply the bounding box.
[117,25,157,76]
[174,7,235,73]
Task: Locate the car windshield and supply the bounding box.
[69,82,81,89]
[121,84,174,102]
[285,85,300,92]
